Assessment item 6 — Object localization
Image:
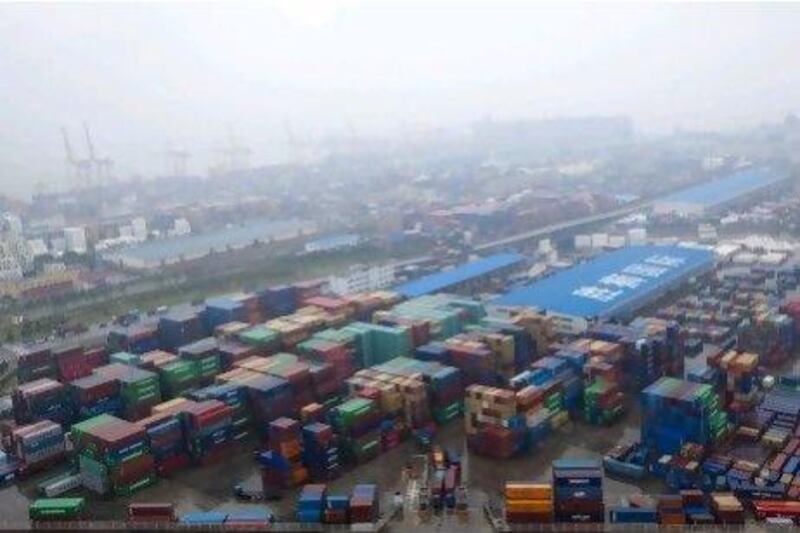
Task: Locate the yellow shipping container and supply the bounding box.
[505,483,553,500]
[505,499,554,513]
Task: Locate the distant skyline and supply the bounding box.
[1,1,799,199]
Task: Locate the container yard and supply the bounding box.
[0,242,799,531]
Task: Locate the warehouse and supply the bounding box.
[102,218,316,269]
[496,245,714,333]
[395,253,525,298]
[653,167,788,216]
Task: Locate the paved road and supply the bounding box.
[473,201,652,252]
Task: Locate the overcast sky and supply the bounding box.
[1,1,799,199]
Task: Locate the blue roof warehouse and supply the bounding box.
[395,253,525,298]
[496,245,714,333]
[653,167,788,216]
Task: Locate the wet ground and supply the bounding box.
[0,399,672,531]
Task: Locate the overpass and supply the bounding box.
[473,200,653,253]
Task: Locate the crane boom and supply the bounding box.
[82,122,96,162]
[60,127,76,164]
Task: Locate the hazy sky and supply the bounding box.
[1,1,799,199]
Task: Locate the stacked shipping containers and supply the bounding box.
[72,414,156,496]
[641,377,727,457]
[12,378,72,426]
[552,459,604,524]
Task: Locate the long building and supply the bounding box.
[102,218,317,269]
[653,167,788,216]
[395,253,525,298]
[496,245,714,333]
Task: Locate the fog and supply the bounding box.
[1,1,799,198]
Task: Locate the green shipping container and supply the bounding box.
[29,498,86,520]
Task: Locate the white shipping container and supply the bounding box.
[591,233,609,249]
[628,228,647,245]
[574,235,591,249]
[608,235,627,248]
[44,475,81,497]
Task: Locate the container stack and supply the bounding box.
[29,498,85,523]
[343,291,401,320]
[304,296,357,324]
[372,310,431,348]
[12,378,72,426]
[706,350,759,413]
[178,337,221,387]
[486,306,556,358]
[258,419,308,495]
[324,494,350,524]
[462,327,521,380]
[552,459,604,524]
[297,484,327,523]
[391,294,480,339]
[213,321,249,341]
[156,359,199,398]
[72,414,156,496]
[259,284,298,318]
[350,484,379,523]
[505,482,553,524]
[347,366,429,429]
[236,325,281,355]
[109,350,142,367]
[53,345,93,382]
[464,385,524,459]
[305,362,341,407]
[530,355,583,416]
[216,340,258,370]
[181,400,234,466]
[298,336,356,386]
[264,354,315,412]
[656,495,686,525]
[268,418,305,478]
[330,398,382,464]
[14,346,57,384]
[107,323,160,354]
[188,382,251,441]
[10,421,66,476]
[134,412,188,476]
[641,377,727,457]
[265,317,312,350]
[158,311,205,351]
[70,373,122,420]
[375,357,464,425]
[229,372,293,438]
[444,335,498,386]
[342,322,412,367]
[138,350,177,371]
[203,296,246,332]
[583,379,624,425]
[302,422,341,481]
[95,364,161,421]
[710,493,745,524]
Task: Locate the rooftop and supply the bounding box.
[660,167,787,208]
[495,245,714,318]
[395,253,525,298]
[102,218,315,266]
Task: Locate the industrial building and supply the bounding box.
[395,253,525,298]
[304,233,360,254]
[496,245,714,333]
[101,218,316,269]
[653,167,788,216]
